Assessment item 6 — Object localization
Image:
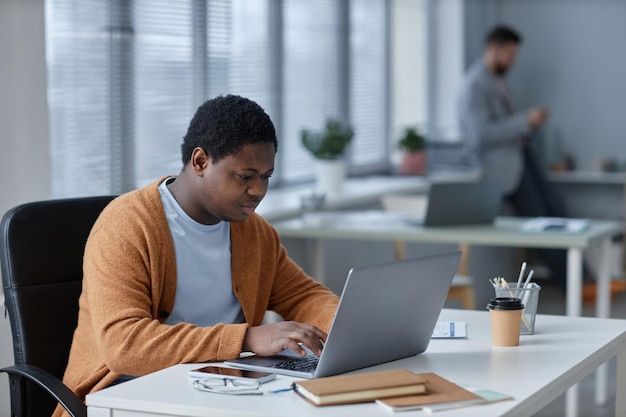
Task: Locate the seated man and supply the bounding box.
[54,95,339,416]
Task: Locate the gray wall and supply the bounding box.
[0,0,51,414]
[465,0,626,172]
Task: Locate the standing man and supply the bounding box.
[457,25,570,289]
[54,94,339,416]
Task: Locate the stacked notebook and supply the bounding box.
[293,370,426,406]
[292,369,513,412]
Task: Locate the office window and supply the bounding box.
[46,0,272,196]
[46,0,113,195]
[46,0,444,197]
[131,0,272,186]
[281,0,341,183]
[132,1,194,187]
[350,0,388,171]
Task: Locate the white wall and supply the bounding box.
[390,0,428,165]
[433,0,464,141]
[0,0,51,414]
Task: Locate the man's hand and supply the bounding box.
[527,107,549,128]
[242,321,327,357]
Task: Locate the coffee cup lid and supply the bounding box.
[487,297,524,310]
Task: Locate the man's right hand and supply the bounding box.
[527,107,549,128]
[242,321,327,357]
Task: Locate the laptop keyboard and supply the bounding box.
[269,355,319,373]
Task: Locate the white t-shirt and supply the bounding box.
[158,178,244,327]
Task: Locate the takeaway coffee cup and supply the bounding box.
[487,297,524,347]
[492,282,541,335]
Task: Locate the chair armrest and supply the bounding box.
[0,364,86,417]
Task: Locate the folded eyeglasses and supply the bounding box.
[193,377,263,395]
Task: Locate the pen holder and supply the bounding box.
[492,283,541,335]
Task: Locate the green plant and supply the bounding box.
[397,127,426,153]
[301,119,354,160]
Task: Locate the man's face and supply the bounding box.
[192,142,275,225]
[489,42,518,76]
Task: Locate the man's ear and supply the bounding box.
[190,147,211,175]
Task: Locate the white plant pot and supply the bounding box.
[315,159,346,195]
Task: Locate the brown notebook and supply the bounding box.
[293,369,427,406]
[375,372,485,411]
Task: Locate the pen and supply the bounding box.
[522,270,534,289]
[269,385,295,394]
[516,262,527,288]
[521,270,535,313]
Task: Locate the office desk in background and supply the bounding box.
[272,213,621,319]
[86,309,626,417]
[548,171,625,221]
[256,172,480,222]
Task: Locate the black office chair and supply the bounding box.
[0,196,115,417]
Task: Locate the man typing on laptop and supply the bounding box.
[225,252,460,380]
[54,95,339,417]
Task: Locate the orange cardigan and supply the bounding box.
[54,178,338,416]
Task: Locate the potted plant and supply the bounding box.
[301,119,354,160]
[397,127,427,175]
[301,119,354,194]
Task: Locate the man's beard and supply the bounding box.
[493,63,509,76]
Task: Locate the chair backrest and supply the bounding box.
[1,196,115,417]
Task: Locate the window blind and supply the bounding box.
[133,1,195,187]
[46,0,422,197]
[46,0,113,197]
[350,0,388,170]
[281,0,341,183]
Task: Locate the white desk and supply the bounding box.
[272,213,622,319]
[86,309,626,417]
[272,213,623,414]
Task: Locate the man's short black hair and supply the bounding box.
[181,94,277,165]
[485,24,522,46]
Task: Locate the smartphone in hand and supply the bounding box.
[188,365,276,384]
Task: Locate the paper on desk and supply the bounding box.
[431,321,467,339]
[520,217,589,233]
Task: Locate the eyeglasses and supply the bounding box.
[192,377,263,395]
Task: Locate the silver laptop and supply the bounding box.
[423,181,502,226]
[225,251,461,379]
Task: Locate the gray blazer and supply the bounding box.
[457,59,531,195]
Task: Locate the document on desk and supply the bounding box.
[520,217,589,233]
[431,321,466,339]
